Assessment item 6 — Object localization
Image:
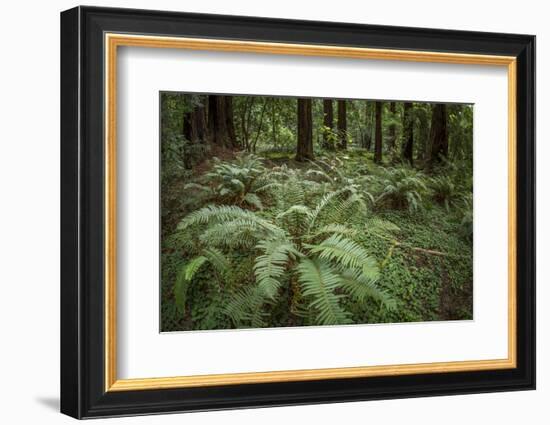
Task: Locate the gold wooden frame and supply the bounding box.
[104,33,517,392]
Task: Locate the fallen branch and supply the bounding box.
[372,232,465,259]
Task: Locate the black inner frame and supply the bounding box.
[61,6,535,419]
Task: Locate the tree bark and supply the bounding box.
[365,102,373,151]
[296,98,314,161]
[207,95,238,148]
[272,99,277,147]
[428,103,448,168]
[182,97,207,144]
[224,96,237,148]
[183,110,193,142]
[402,102,414,166]
[337,100,347,149]
[388,102,396,150]
[322,99,334,149]
[374,101,383,163]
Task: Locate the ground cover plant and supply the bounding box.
[160,93,473,331]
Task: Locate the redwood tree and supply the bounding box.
[182,97,207,144]
[388,101,397,150]
[207,95,237,148]
[428,103,448,168]
[374,101,383,163]
[402,102,414,165]
[296,98,313,161]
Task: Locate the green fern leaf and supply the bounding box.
[254,238,298,299]
[243,193,263,210]
[338,268,394,310]
[306,234,375,271]
[174,255,207,313]
[296,258,351,325]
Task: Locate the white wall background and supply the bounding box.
[0,0,545,423]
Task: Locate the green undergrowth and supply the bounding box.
[161,150,473,332]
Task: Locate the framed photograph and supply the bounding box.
[60,6,535,419]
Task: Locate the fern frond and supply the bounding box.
[304,169,333,182]
[308,189,345,230]
[184,256,208,281]
[178,205,284,236]
[243,193,263,210]
[312,224,358,239]
[306,234,375,272]
[297,258,351,325]
[339,268,396,310]
[365,217,400,235]
[174,255,207,313]
[254,238,298,299]
[203,248,231,276]
[224,286,267,327]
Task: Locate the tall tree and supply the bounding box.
[365,102,373,151]
[322,99,334,149]
[224,96,237,148]
[296,98,313,161]
[337,100,347,149]
[402,102,414,165]
[208,95,237,148]
[182,96,207,144]
[271,98,278,147]
[428,103,448,168]
[388,102,397,150]
[374,101,383,163]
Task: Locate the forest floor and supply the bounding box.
[160,148,473,332]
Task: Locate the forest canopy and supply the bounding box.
[160,92,473,332]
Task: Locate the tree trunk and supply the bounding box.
[365,102,373,151]
[402,102,414,166]
[207,95,237,148]
[428,103,448,168]
[183,110,193,142]
[224,96,237,148]
[337,100,347,149]
[296,98,314,161]
[322,99,334,149]
[374,101,383,163]
[388,102,396,150]
[183,98,207,144]
[272,99,277,147]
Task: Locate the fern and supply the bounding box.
[203,248,231,276]
[243,193,263,210]
[174,256,207,313]
[171,157,429,329]
[224,286,268,327]
[297,259,351,325]
[312,224,359,239]
[178,205,284,236]
[338,268,395,309]
[375,166,428,212]
[306,234,375,272]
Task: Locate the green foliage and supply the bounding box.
[375,166,428,212]
[160,93,473,332]
[296,259,351,325]
[184,153,271,209]
[429,175,462,211]
[167,160,400,329]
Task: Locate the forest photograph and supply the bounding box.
[160,92,474,332]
